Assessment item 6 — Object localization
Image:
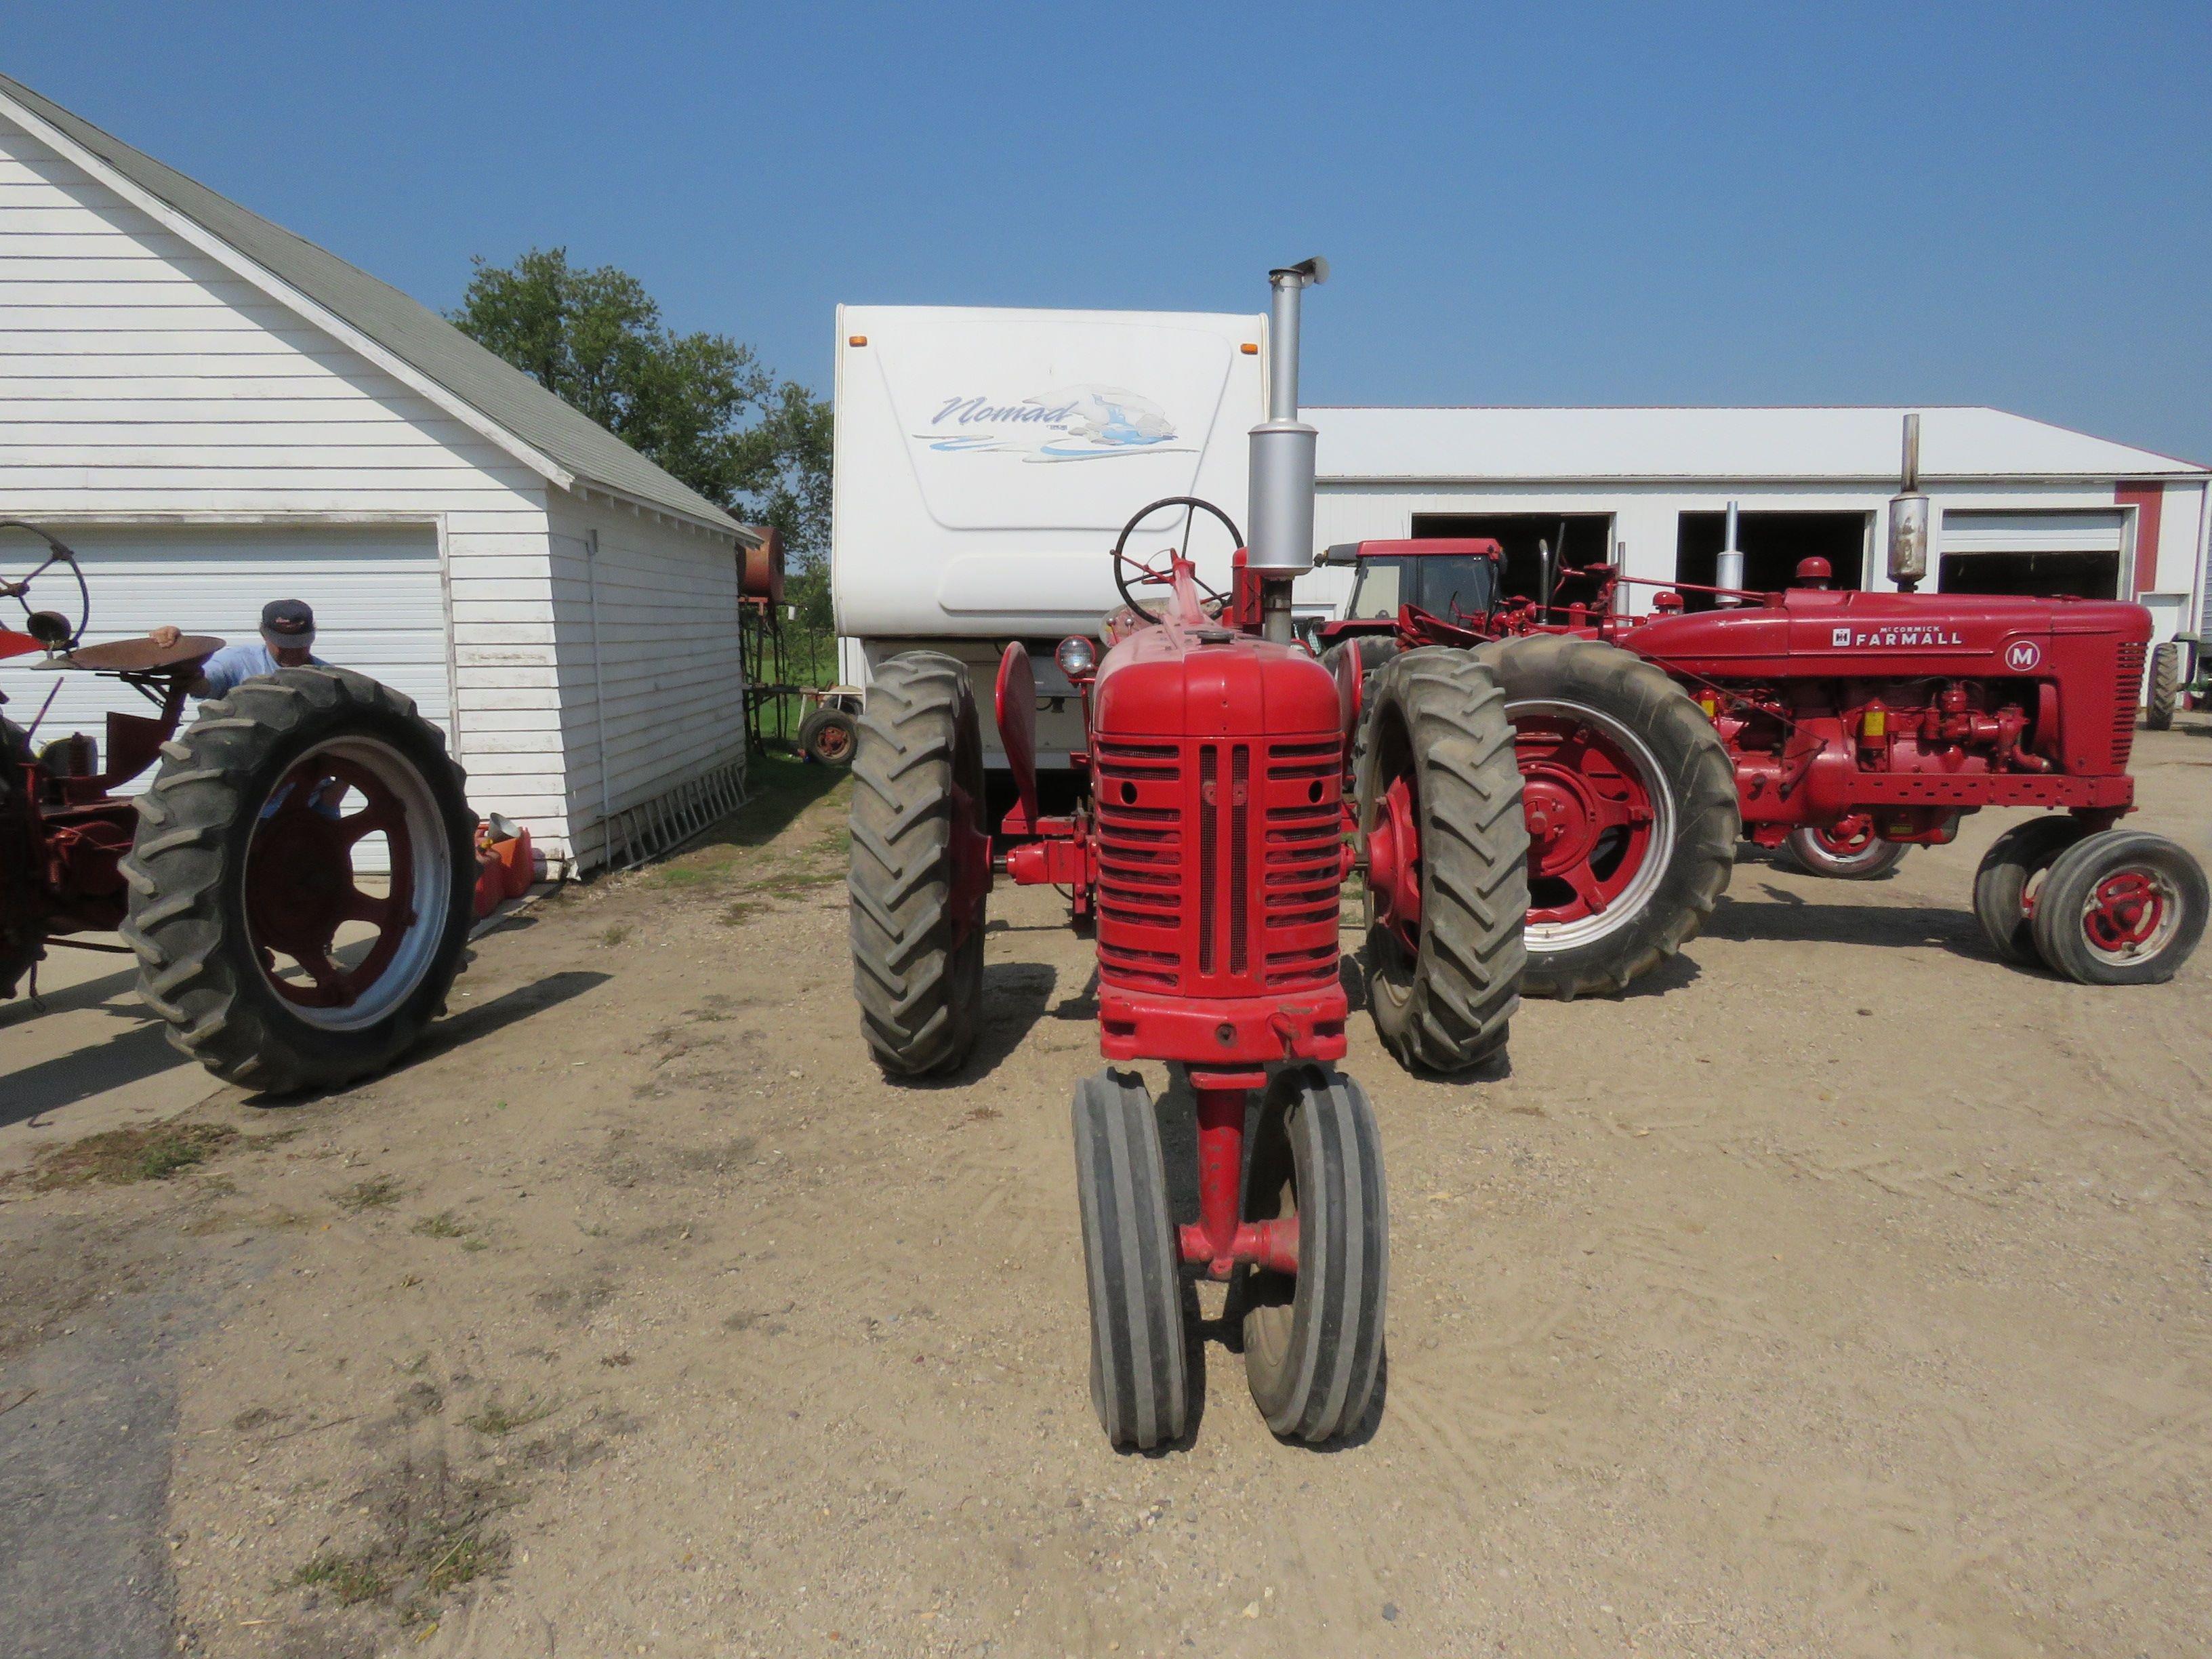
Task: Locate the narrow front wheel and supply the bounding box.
[1071,1069,1188,1450]
[1240,1065,1387,1444]
[2030,829,2207,985]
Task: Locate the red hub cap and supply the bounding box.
[2082,869,2166,955]
[245,751,422,1011]
[1514,711,1660,930]
[1811,815,1877,858]
[1366,774,1423,953]
[815,723,851,760]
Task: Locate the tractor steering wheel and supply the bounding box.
[1111,497,1244,627]
[0,520,90,651]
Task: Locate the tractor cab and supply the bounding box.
[1317,538,1502,647]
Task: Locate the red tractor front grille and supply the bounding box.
[1094,735,1343,1000]
[2113,641,2146,770]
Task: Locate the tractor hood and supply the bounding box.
[1624,589,2151,678]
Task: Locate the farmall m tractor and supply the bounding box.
[3,523,476,1093]
[1319,422,2207,995]
[842,263,1527,1448]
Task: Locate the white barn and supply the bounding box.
[1304,406,2211,650]
[0,72,754,875]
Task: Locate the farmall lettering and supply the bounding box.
[1828,623,1967,649]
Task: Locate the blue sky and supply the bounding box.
[10,2,2211,463]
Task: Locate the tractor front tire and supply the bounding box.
[1240,1065,1388,1443]
[2030,829,2207,986]
[847,652,987,1076]
[1782,821,1910,880]
[1971,817,2090,966]
[1355,649,1529,1073]
[118,668,475,1094]
[1483,636,1738,1000]
[2146,642,2179,731]
[1072,1069,1189,1450]
[798,705,859,766]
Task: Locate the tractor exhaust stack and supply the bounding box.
[1715,499,1744,603]
[1247,256,1328,640]
[1888,411,1930,593]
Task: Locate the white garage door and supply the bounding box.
[0,521,450,792]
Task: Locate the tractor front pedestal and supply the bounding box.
[1182,1078,1297,1281]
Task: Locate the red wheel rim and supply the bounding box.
[1513,705,1663,938]
[1366,773,1423,956]
[815,722,851,760]
[2080,868,2171,957]
[241,738,446,1025]
[1811,815,1877,858]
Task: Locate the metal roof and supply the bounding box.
[0,72,744,537]
[1309,405,2208,486]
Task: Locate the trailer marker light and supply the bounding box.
[848,335,867,347]
[1240,343,1259,354]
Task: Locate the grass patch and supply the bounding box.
[598,923,632,947]
[333,1176,403,1212]
[409,1211,470,1240]
[22,1122,239,1190]
[460,1236,490,1253]
[462,1395,556,1436]
[289,1550,392,1606]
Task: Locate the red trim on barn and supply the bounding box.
[2116,482,2163,597]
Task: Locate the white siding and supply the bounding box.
[0,110,574,856]
[548,491,747,872]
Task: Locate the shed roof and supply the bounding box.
[1311,405,2207,486]
[0,72,745,537]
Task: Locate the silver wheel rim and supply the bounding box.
[243,734,451,1031]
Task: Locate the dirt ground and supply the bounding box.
[3,726,2209,1659]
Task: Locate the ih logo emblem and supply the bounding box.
[1831,626,1851,647]
[2004,639,2043,672]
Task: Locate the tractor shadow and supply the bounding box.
[1704,890,1990,960]
[687,754,847,855]
[903,960,1062,1089]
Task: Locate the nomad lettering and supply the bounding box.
[932,396,1078,426]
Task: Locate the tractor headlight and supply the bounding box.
[1054,636,1098,682]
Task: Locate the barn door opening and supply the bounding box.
[1936,509,2125,600]
[1410,513,1614,607]
[1675,511,1870,611]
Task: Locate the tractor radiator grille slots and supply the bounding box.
[2113,642,2146,771]
[1093,735,1343,999]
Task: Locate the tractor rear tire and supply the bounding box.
[2145,642,2179,731]
[2029,829,2207,986]
[1972,817,2090,966]
[0,716,42,999]
[117,667,475,1094]
[1355,649,1528,1073]
[847,652,987,1077]
[1072,1068,1188,1450]
[1782,823,1910,880]
[1240,1065,1388,1443]
[1483,636,1738,1000]
[798,705,859,766]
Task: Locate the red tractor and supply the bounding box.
[1319,481,2207,994]
[3,523,476,1093]
[842,264,1527,1448]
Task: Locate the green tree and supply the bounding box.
[450,247,831,560]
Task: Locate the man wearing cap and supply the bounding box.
[148,599,324,697]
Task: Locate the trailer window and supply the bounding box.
[1347,558,1408,619]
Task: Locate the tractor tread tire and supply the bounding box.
[2146,642,2179,731]
[1241,1065,1389,1443]
[1483,635,1738,1000]
[117,666,474,1094]
[1357,649,1529,1073]
[1972,817,2090,966]
[847,652,985,1077]
[1072,1068,1189,1450]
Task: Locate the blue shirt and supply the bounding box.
[198,640,324,698]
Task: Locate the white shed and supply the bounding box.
[1304,406,2211,652]
[0,72,754,875]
